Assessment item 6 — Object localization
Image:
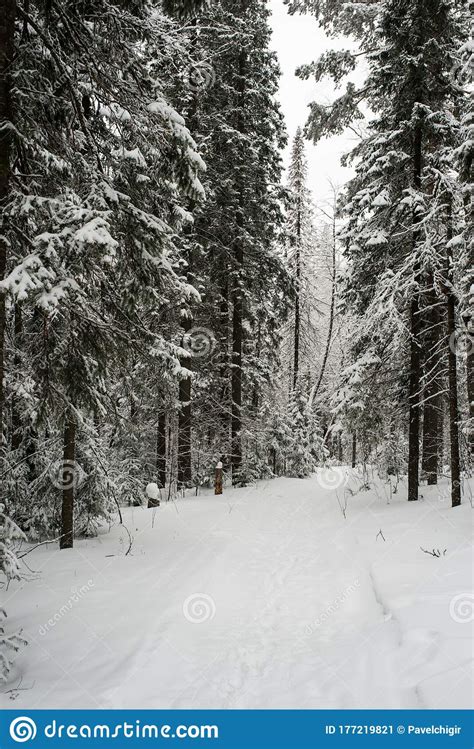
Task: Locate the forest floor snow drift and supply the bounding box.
[2,469,473,709]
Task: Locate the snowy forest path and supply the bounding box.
[4,472,472,710]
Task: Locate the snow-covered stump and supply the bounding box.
[146,482,160,508]
[214,462,223,495]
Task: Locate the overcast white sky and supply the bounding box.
[268,0,358,208]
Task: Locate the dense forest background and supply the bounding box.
[0,0,472,680]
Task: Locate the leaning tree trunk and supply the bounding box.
[0,0,15,456]
[408,122,423,502]
[60,412,76,549]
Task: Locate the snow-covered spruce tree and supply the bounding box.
[0,1,204,541]
[291,0,469,503]
[166,0,290,486]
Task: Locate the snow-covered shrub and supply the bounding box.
[0,505,27,680]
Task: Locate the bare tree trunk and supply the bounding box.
[231,35,247,484]
[157,410,166,487]
[337,433,342,463]
[11,303,22,451]
[231,257,243,481]
[463,273,473,458]
[214,462,223,495]
[421,284,441,484]
[446,213,461,508]
[0,0,15,455]
[408,123,423,502]
[351,433,357,468]
[177,316,192,487]
[293,216,301,390]
[308,204,336,408]
[60,413,76,549]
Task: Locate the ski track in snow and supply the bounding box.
[2,471,472,709]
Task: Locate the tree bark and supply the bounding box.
[408,122,423,502]
[177,315,192,487]
[214,462,223,495]
[231,257,243,481]
[308,208,336,408]
[293,207,301,390]
[157,410,166,488]
[11,303,22,451]
[446,212,461,508]
[0,0,15,454]
[231,31,247,484]
[421,284,441,484]
[60,414,76,549]
[351,432,357,468]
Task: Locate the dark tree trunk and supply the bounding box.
[421,284,441,485]
[231,35,247,484]
[11,303,22,451]
[293,207,301,390]
[408,123,423,502]
[177,315,192,487]
[214,462,223,495]
[231,256,243,481]
[0,0,15,453]
[465,300,474,458]
[157,411,166,487]
[351,433,357,468]
[446,214,461,508]
[60,414,76,549]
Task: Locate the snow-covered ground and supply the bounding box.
[2,470,473,710]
